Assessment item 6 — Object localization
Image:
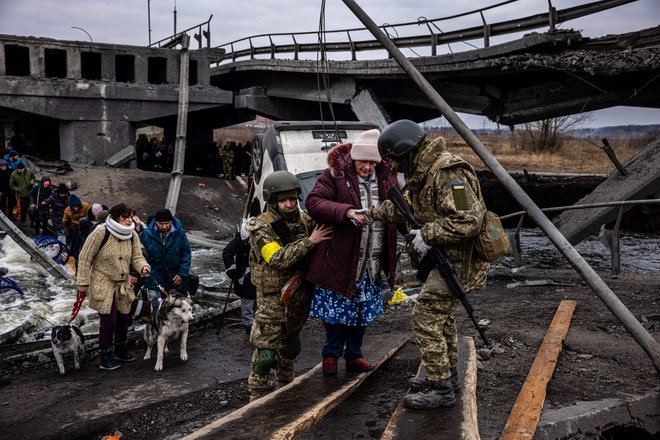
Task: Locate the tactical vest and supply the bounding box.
[249,210,312,293]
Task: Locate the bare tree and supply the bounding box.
[515,113,593,153]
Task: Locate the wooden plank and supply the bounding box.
[500,300,577,440]
[380,336,480,440]
[183,332,410,440]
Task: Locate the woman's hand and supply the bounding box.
[346,208,369,225]
[309,224,333,244]
[141,266,150,276]
[77,285,88,293]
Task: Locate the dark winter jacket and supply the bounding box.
[43,192,69,230]
[29,181,53,207]
[140,217,192,292]
[0,167,12,194]
[222,231,256,300]
[305,143,399,298]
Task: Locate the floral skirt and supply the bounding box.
[310,274,383,327]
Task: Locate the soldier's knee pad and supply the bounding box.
[253,348,277,375]
[280,334,301,360]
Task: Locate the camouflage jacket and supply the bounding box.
[246,209,316,293]
[373,137,490,291]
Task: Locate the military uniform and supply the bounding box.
[245,208,316,400]
[374,136,489,383]
[219,145,235,179]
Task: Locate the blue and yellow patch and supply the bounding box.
[451,182,470,210]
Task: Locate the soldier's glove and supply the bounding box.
[410,228,432,258]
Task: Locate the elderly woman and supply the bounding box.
[305,129,399,375]
[76,203,150,371]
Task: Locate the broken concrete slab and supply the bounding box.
[553,137,660,245]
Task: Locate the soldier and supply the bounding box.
[245,171,332,401]
[219,142,235,180]
[370,120,489,410]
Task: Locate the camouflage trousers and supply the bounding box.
[248,289,312,400]
[222,158,234,178]
[412,270,459,382]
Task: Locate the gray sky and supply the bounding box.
[1,0,659,128]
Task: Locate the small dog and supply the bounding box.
[143,294,194,371]
[51,319,85,375]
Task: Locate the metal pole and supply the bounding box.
[341,0,660,373]
[165,34,190,215]
[148,0,152,46]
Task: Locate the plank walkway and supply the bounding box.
[380,336,479,440]
[183,332,410,440]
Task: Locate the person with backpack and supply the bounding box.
[29,176,53,236]
[63,194,90,265]
[222,219,257,335]
[43,184,69,237]
[76,203,150,370]
[369,120,490,410]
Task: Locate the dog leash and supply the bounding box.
[144,275,170,297]
[69,287,87,323]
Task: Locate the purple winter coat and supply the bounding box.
[305,143,399,299]
[43,192,69,230]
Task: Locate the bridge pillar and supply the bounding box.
[350,89,390,129]
[59,120,135,165]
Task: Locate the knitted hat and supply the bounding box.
[41,176,51,186]
[8,150,17,158]
[350,129,381,163]
[16,162,25,169]
[91,203,103,217]
[68,194,81,207]
[154,208,174,222]
[0,160,6,166]
[56,183,69,195]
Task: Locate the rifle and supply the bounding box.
[387,185,492,347]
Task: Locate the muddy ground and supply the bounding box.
[2,164,659,439]
[2,267,657,439]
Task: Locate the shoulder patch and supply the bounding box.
[451,182,470,210]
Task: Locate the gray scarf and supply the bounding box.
[105,217,135,241]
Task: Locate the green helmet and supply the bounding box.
[378,119,427,158]
[262,171,301,202]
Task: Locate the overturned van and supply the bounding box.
[244,120,378,217]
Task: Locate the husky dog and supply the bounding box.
[143,294,194,371]
[51,319,85,375]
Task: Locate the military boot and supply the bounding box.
[409,368,461,393]
[403,379,455,410]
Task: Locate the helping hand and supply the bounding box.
[141,266,150,276]
[410,229,432,258]
[309,224,333,244]
[346,208,370,226]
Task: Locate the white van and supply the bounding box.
[244,120,378,217]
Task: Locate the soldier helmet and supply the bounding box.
[262,171,301,202]
[377,119,427,158]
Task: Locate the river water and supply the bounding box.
[0,229,657,343]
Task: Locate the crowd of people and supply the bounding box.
[4,120,491,412]
[135,133,251,179]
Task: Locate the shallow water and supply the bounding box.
[0,238,230,342]
[0,229,657,342]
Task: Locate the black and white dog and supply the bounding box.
[51,317,85,375]
[143,294,194,371]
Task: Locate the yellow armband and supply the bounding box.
[261,241,282,263]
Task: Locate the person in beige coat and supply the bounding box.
[77,203,150,370]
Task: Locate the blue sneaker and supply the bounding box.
[113,343,136,362]
[99,350,121,370]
